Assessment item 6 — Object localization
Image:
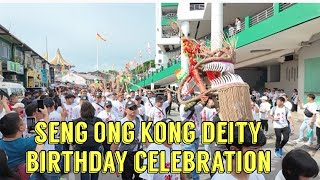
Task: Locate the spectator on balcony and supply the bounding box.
[168,59,172,66]
[235,17,241,32]
[228,24,235,36]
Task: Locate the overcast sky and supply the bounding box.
[0,3,156,71]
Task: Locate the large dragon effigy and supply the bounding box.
[177,35,253,122]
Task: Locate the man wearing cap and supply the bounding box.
[139,89,155,120]
[135,96,145,120]
[112,93,126,119]
[12,103,25,119]
[72,96,88,120]
[111,100,144,180]
[259,96,271,136]
[92,92,105,116]
[148,91,172,124]
[63,94,76,122]
[97,100,118,122]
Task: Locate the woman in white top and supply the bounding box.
[235,17,241,32]
[251,97,260,122]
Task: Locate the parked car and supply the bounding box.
[0,82,26,102]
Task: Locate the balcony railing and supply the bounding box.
[133,3,300,86]
[280,3,296,11]
[250,6,274,26]
[162,32,179,38]
[163,13,177,17]
[190,3,205,11]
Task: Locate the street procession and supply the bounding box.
[0,1,320,180]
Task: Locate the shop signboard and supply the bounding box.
[41,69,48,83]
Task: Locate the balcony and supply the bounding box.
[190,3,205,11]
[161,3,178,7]
[130,3,320,90]
[161,16,177,26]
[162,32,179,38]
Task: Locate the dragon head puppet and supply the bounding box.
[177,36,253,122]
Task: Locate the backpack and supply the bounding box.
[73,117,103,150]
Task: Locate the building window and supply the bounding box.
[0,41,11,59]
[158,50,162,54]
[190,3,205,11]
[14,48,24,64]
[158,59,162,63]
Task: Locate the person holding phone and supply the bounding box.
[0,106,49,179]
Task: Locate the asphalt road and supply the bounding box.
[61,111,320,180]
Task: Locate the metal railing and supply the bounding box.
[136,3,298,84]
[250,6,274,26]
[190,3,205,11]
[162,32,179,38]
[280,3,296,11]
[163,13,176,17]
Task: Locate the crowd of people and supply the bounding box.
[0,85,319,180]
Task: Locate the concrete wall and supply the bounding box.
[265,60,298,96]
[297,32,320,105]
[236,68,267,92]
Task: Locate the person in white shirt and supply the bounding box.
[270,97,294,158]
[228,24,234,37]
[275,149,319,180]
[235,17,241,32]
[63,94,76,122]
[140,118,186,180]
[0,96,11,139]
[272,90,279,107]
[112,93,126,119]
[279,89,286,97]
[295,94,318,146]
[140,89,155,120]
[97,100,119,122]
[72,96,88,120]
[291,89,298,112]
[259,96,271,135]
[201,99,217,122]
[111,100,144,180]
[92,92,105,116]
[180,95,207,180]
[211,124,266,180]
[251,97,260,122]
[282,95,293,111]
[148,92,172,124]
[135,96,145,121]
[97,100,118,155]
[200,98,217,177]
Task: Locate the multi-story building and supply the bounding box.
[132,2,320,106]
[155,3,180,69]
[0,24,51,87]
